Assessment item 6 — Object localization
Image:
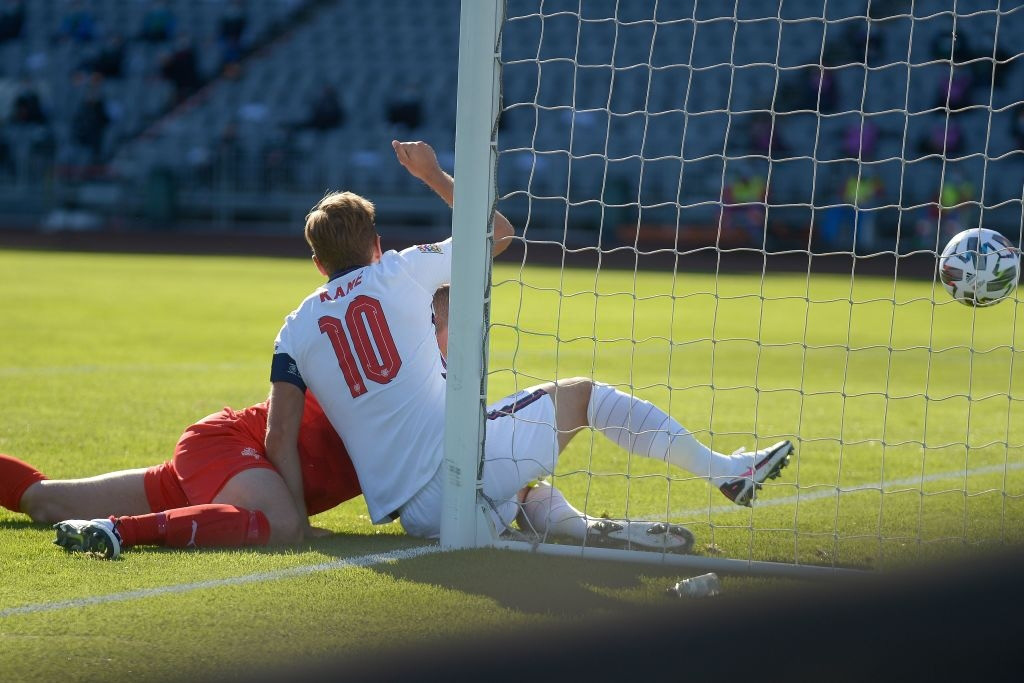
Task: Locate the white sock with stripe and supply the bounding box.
[519,481,589,539]
[586,382,747,483]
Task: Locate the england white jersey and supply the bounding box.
[272,239,451,524]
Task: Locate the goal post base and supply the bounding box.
[462,492,871,579]
[486,537,872,581]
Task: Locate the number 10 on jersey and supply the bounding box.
[318,295,402,397]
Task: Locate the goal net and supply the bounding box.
[444,0,1024,576]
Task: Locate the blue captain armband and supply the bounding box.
[270,353,307,392]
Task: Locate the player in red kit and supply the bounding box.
[0,391,360,558]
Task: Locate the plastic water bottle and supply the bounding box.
[666,572,722,598]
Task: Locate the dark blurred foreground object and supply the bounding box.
[243,544,1024,683]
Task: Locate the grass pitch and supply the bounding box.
[1,248,1022,681]
[491,261,1024,567]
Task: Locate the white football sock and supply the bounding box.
[586,382,745,482]
[520,481,589,539]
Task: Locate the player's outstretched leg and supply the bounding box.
[115,504,272,549]
[2,453,153,523]
[54,504,273,558]
[717,440,794,507]
[0,453,48,514]
[53,519,122,559]
[519,481,695,554]
[581,380,793,506]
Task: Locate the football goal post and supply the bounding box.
[443,0,1024,578]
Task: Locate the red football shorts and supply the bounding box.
[144,399,361,515]
[144,407,275,512]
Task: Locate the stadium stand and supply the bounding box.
[0,0,1019,251]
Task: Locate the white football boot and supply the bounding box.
[586,518,696,554]
[719,440,794,507]
[53,518,122,559]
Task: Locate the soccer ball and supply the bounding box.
[938,228,1020,307]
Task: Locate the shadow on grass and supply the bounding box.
[6,514,685,616]
[124,530,429,561]
[1,514,425,560]
[364,546,683,617]
[0,518,39,531]
[264,544,1024,683]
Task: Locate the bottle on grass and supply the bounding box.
[666,572,722,598]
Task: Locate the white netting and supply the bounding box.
[486,0,1024,570]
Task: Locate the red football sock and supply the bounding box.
[113,504,271,548]
[0,453,48,512]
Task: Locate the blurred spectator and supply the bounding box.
[936,172,975,243]
[1009,104,1024,153]
[218,0,248,69]
[931,29,1013,95]
[296,84,345,131]
[139,0,176,44]
[820,168,884,253]
[723,169,768,246]
[387,85,424,132]
[812,68,838,114]
[6,77,53,180]
[55,0,97,44]
[78,34,126,80]
[841,119,880,160]
[0,129,12,177]
[9,77,47,125]
[0,0,25,44]
[70,79,111,165]
[914,171,976,249]
[917,119,965,158]
[160,37,201,104]
[935,68,974,111]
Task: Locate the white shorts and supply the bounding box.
[399,387,559,539]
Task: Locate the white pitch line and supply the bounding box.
[0,544,444,619]
[673,462,1024,517]
[6,465,1023,617]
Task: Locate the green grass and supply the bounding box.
[1,248,1022,681]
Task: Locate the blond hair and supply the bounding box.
[304,191,377,273]
[432,284,450,332]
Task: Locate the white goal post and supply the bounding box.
[443,0,1024,578]
[442,0,504,550]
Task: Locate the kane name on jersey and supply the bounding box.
[319,274,363,302]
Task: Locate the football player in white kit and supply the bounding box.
[267,140,794,551]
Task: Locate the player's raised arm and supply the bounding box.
[391,139,514,257]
